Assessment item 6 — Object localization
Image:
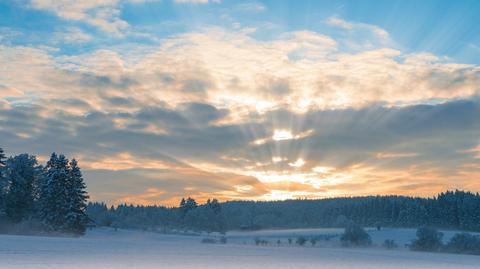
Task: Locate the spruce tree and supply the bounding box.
[0,147,6,166]
[4,154,39,222]
[65,159,89,235]
[0,147,6,213]
[39,153,70,232]
[179,197,197,215]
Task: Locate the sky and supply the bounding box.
[0,0,480,206]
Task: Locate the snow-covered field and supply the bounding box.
[1,228,479,268]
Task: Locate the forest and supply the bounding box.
[0,148,89,235]
[87,190,480,233]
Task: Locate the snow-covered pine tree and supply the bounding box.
[0,147,6,214]
[4,154,40,222]
[39,153,70,232]
[0,148,6,166]
[65,159,89,235]
[179,197,197,215]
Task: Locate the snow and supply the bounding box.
[1,228,479,268]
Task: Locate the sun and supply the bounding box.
[272,129,294,141]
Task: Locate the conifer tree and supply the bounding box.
[65,159,89,235]
[0,147,6,166]
[0,147,6,213]
[39,153,70,232]
[4,154,39,222]
[180,197,197,215]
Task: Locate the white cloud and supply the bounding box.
[174,0,221,4]
[1,26,480,120]
[54,27,92,43]
[0,27,23,43]
[326,16,353,29]
[30,0,128,36]
[376,152,418,159]
[326,16,390,44]
[29,0,219,35]
[235,2,266,12]
[1,23,480,202]
[289,159,305,168]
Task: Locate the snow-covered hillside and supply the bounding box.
[0,228,479,268]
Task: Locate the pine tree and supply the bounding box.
[0,147,6,166]
[185,197,197,210]
[4,154,39,222]
[39,153,70,232]
[0,147,6,214]
[179,197,197,215]
[65,159,90,235]
[208,198,221,215]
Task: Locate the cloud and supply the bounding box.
[0,27,23,44]
[6,26,477,117]
[326,16,390,47]
[235,2,266,12]
[1,20,480,204]
[376,152,418,159]
[464,145,480,159]
[2,94,479,204]
[174,0,221,4]
[326,16,353,30]
[30,0,129,36]
[53,27,92,43]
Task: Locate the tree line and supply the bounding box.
[88,197,226,233]
[0,147,89,235]
[87,190,480,233]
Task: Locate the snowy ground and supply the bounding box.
[1,228,479,268]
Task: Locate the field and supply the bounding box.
[1,228,479,268]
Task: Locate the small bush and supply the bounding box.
[254,237,268,246]
[410,227,443,252]
[310,238,317,246]
[201,238,216,244]
[383,239,398,249]
[444,233,480,255]
[340,225,372,246]
[219,236,227,244]
[296,236,307,246]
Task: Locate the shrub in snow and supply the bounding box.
[254,237,269,246]
[296,236,307,246]
[410,227,443,252]
[201,238,216,244]
[444,233,480,255]
[382,239,398,249]
[219,236,227,244]
[340,225,372,247]
[310,238,317,246]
